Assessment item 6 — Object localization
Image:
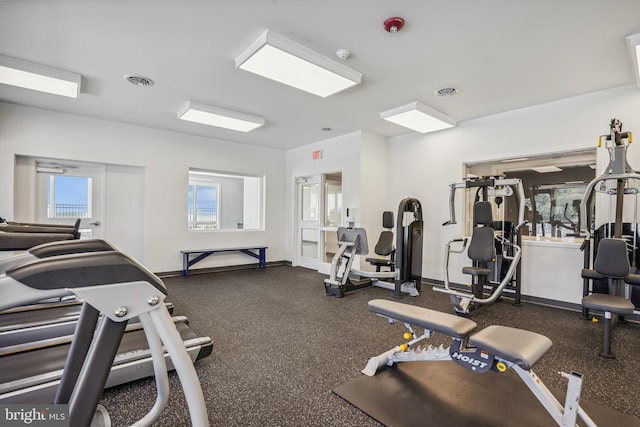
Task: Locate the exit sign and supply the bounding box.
[312,149,322,160]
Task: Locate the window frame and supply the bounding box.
[188,181,220,230]
[47,174,93,219]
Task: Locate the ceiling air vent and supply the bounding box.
[434,87,458,97]
[124,75,154,87]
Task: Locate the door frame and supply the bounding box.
[295,175,321,270]
[35,158,106,239]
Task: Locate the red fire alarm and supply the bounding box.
[312,149,322,160]
[383,17,405,33]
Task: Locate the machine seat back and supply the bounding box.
[468,201,495,263]
[373,231,394,257]
[594,238,629,278]
[367,211,395,271]
[467,227,496,263]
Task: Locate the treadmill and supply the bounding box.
[0,218,81,250]
[0,239,175,347]
[0,250,210,425]
[0,248,213,426]
[0,240,125,341]
[0,316,212,403]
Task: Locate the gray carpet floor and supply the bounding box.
[99,266,640,426]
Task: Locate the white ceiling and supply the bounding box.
[1,0,640,150]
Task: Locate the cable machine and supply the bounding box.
[434,176,526,315]
[580,118,640,318]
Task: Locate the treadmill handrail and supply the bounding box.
[29,239,117,258]
[5,251,165,294]
[0,239,117,274]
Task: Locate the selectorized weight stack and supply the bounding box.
[393,198,423,298]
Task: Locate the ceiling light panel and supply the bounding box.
[380,101,457,133]
[178,101,265,132]
[532,166,562,173]
[235,30,363,97]
[0,54,81,98]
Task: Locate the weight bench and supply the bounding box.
[181,246,267,277]
[363,299,596,427]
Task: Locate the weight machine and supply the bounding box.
[579,119,640,356]
[324,198,423,298]
[434,176,526,315]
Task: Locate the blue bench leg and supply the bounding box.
[183,254,189,277]
[259,248,266,268]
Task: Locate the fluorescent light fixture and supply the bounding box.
[0,54,81,98]
[626,33,640,87]
[235,30,363,97]
[532,166,562,173]
[178,101,265,132]
[380,101,457,133]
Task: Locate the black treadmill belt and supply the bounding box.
[0,322,196,384]
[334,361,640,427]
[0,302,176,348]
[0,303,81,330]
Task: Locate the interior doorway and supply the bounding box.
[14,156,146,263]
[295,172,343,274]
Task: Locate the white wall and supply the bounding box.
[4,83,640,294]
[387,84,640,299]
[285,131,362,264]
[359,131,391,269]
[104,163,146,263]
[0,102,287,273]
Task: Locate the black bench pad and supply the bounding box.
[582,294,634,315]
[469,325,552,370]
[368,299,477,338]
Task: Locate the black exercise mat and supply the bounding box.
[334,361,639,427]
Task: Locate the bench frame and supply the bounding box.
[181,246,267,277]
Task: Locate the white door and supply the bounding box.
[296,176,321,270]
[36,161,105,239]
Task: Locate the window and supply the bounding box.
[529,183,585,238]
[47,175,92,218]
[188,182,219,230]
[188,169,264,231]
